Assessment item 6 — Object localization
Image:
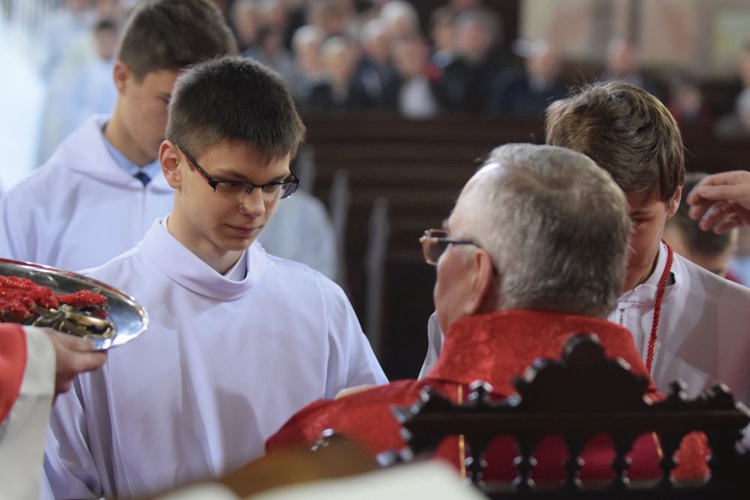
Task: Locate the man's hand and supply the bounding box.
[44,329,107,399]
[687,171,750,233]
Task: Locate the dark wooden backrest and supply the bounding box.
[385,334,750,498]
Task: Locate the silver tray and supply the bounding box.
[0,258,148,350]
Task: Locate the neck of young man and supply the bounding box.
[103,115,156,168]
[624,251,661,292]
[164,215,245,275]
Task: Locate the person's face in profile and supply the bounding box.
[623,189,681,290]
[114,66,179,164]
[434,179,484,334]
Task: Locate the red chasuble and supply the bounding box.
[1,323,27,424]
[267,310,708,481]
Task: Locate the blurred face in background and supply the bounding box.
[94,26,118,61]
[738,48,750,88]
[293,27,325,77]
[607,39,639,78]
[67,0,92,14]
[362,24,390,63]
[663,224,738,277]
[455,18,491,64]
[322,38,357,88]
[526,45,561,85]
[231,1,260,49]
[392,37,428,79]
[672,82,703,116]
[431,12,455,53]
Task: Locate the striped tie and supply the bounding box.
[134,171,151,186]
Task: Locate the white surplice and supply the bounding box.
[0,327,55,500]
[43,220,387,499]
[420,242,750,406]
[0,115,173,271]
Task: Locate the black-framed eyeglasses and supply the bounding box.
[176,145,299,202]
[418,229,481,266]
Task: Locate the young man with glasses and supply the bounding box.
[265,143,705,480]
[43,56,386,499]
[0,0,236,272]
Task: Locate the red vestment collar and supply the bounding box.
[426,310,657,397]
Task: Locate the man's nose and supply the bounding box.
[238,187,266,215]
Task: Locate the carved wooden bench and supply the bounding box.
[384,333,750,499]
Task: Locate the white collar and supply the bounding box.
[619,241,678,306]
[140,219,265,300]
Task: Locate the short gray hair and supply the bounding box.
[460,143,631,317]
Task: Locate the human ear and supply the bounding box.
[666,185,683,218]
[464,249,496,315]
[159,141,182,189]
[112,61,130,93]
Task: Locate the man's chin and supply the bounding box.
[225,238,257,252]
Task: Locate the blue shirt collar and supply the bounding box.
[102,124,162,180]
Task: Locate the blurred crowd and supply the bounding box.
[10,0,750,167]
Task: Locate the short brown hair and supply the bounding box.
[545,81,684,202]
[117,0,237,81]
[166,56,305,165]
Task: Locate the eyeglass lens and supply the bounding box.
[421,230,448,265]
[180,144,298,201]
[215,180,297,201]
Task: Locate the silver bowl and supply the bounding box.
[0,258,148,350]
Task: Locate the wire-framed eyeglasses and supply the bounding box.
[418,229,482,266]
[176,145,299,202]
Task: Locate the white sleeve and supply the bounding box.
[42,376,104,499]
[418,312,443,379]
[0,327,55,500]
[0,193,18,259]
[0,180,40,262]
[322,278,388,397]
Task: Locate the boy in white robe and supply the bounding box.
[43,56,387,499]
[420,82,750,413]
[0,0,237,272]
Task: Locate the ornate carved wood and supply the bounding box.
[388,333,750,498]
